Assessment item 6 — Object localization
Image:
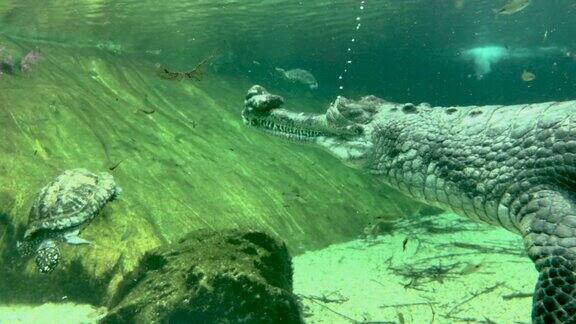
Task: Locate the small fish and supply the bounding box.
[494,0,532,15]
[460,262,482,275]
[521,70,536,82]
[454,0,465,10]
[139,107,156,114]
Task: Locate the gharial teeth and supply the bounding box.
[254,119,323,138]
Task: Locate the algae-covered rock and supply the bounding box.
[0,36,425,306]
[102,229,303,324]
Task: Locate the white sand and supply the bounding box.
[0,303,106,324]
[293,213,535,324]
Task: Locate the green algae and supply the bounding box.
[0,36,421,304]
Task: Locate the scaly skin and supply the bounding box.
[242,85,576,323]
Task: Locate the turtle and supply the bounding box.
[275,67,319,90]
[17,168,122,273]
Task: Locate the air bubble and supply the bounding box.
[337,0,365,92]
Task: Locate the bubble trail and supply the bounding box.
[337,0,365,92]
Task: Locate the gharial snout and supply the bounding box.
[243,85,284,115]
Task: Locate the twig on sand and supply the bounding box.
[379,301,439,308]
[379,301,437,324]
[298,293,394,324]
[445,282,504,317]
[298,293,349,304]
[389,261,462,289]
[502,292,533,300]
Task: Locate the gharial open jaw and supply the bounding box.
[241,85,364,142]
[241,85,377,168]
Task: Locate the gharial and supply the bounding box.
[17,168,121,273]
[242,85,576,323]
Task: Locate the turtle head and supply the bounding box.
[35,240,60,273]
[96,171,122,201]
[16,239,36,257]
[110,185,122,201]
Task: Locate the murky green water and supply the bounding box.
[1,1,575,323]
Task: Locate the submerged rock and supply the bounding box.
[102,229,304,324]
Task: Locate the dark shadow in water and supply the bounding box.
[0,212,119,305]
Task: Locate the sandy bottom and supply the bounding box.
[0,303,106,324]
[0,213,535,324]
[293,212,535,324]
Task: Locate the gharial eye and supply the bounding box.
[354,127,363,135]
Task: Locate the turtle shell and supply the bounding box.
[24,168,120,239]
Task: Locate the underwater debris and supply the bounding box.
[444,241,525,256]
[397,311,405,324]
[379,301,437,324]
[108,159,124,171]
[380,301,438,309]
[493,0,531,15]
[502,292,533,300]
[0,49,42,75]
[155,49,218,81]
[20,51,42,72]
[390,261,463,290]
[362,216,399,238]
[297,292,349,304]
[445,282,504,318]
[298,293,393,324]
[0,54,15,75]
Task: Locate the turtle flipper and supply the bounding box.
[35,239,60,273]
[63,229,91,245]
[520,190,576,323]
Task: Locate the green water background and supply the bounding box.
[0,0,574,305]
[2,0,574,104]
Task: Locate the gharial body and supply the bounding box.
[18,168,121,273]
[242,85,576,323]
